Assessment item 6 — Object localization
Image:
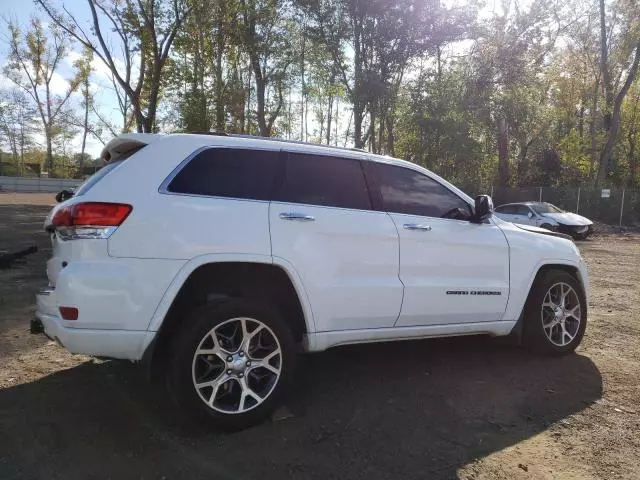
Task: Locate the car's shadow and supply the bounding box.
[0,336,602,480]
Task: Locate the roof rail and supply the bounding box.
[186,131,367,154]
[188,131,228,136]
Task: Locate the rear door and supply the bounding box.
[370,162,509,327]
[269,152,403,332]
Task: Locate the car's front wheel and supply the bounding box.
[522,269,587,355]
[167,299,296,430]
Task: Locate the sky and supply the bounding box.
[1,0,123,158]
[0,0,506,160]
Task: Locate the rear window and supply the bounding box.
[74,160,124,196]
[166,148,280,201]
[75,143,146,196]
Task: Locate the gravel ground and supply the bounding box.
[0,193,638,480]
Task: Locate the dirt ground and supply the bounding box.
[0,193,638,480]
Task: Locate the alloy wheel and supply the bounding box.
[541,282,582,347]
[191,317,282,414]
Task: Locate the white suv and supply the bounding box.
[34,133,588,429]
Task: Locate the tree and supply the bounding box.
[4,18,80,173]
[0,88,37,175]
[74,46,93,173]
[239,0,295,136]
[37,0,190,133]
[595,0,640,184]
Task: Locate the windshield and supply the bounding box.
[532,203,563,214]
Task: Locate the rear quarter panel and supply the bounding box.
[87,136,274,260]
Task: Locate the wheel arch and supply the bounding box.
[507,261,585,342]
[143,255,315,380]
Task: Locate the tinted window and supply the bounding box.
[374,163,471,219]
[167,148,280,200]
[276,153,371,210]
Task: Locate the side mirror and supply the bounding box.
[55,189,74,203]
[527,211,534,219]
[473,195,493,223]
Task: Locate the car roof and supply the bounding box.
[496,202,544,207]
[103,132,414,168]
[101,132,476,205]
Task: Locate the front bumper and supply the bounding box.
[35,288,155,361]
[557,224,593,238]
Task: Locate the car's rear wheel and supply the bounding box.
[167,298,296,430]
[522,270,587,355]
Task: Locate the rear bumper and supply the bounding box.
[35,289,155,361]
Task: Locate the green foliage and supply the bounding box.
[0,0,636,187]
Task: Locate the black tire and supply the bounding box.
[522,269,587,356]
[539,223,554,231]
[166,298,297,431]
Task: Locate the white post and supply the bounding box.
[576,187,580,214]
[619,188,625,227]
[490,185,494,198]
[539,187,543,202]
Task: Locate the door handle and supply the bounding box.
[403,223,432,231]
[279,212,316,222]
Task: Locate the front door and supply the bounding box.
[270,151,404,332]
[371,162,510,327]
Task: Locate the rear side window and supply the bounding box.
[275,153,371,210]
[374,163,471,218]
[167,148,280,201]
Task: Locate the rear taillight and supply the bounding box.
[51,202,132,239]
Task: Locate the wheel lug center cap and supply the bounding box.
[228,353,247,374]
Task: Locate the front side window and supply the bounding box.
[166,148,280,201]
[532,203,563,214]
[374,163,471,219]
[516,205,533,216]
[275,153,371,210]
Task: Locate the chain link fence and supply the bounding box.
[1,173,638,227]
[0,176,82,193]
[486,186,640,227]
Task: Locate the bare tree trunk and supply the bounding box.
[214,1,226,131]
[244,60,252,134]
[352,15,365,149]
[599,0,613,132]
[386,114,394,157]
[597,42,640,185]
[627,91,639,186]
[629,138,637,186]
[334,97,339,146]
[300,25,305,142]
[287,87,292,139]
[326,94,333,145]
[589,79,600,179]
[497,117,509,186]
[80,82,89,176]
